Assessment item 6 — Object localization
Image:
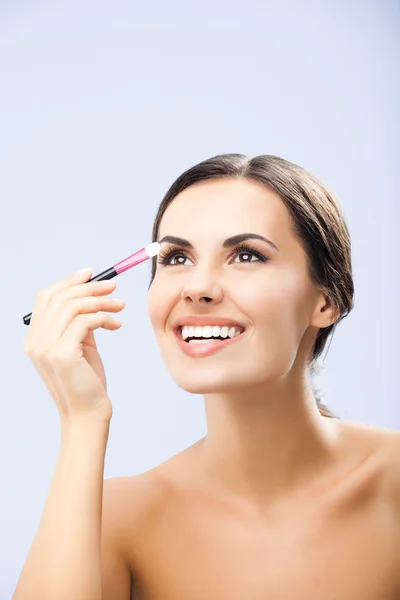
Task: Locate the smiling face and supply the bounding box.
[147,177,326,395]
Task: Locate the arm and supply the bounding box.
[12,417,126,600]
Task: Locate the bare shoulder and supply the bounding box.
[103,470,164,545]
[101,470,170,598]
[99,473,164,599]
[101,440,203,551]
[368,424,400,506]
[337,420,400,509]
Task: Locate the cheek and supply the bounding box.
[147,274,178,333]
[147,279,165,332]
[238,271,307,331]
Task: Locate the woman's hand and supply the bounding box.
[24,268,126,423]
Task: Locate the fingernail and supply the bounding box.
[77,267,93,274]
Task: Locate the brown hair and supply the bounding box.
[149,154,354,419]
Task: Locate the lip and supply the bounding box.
[173,325,248,358]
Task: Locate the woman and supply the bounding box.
[14,154,400,600]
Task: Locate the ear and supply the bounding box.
[311,292,340,329]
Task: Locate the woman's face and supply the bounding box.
[147,177,323,394]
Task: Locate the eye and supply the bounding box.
[157,249,194,266]
[231,244,269,264]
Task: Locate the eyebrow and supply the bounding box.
[158,233,278,252]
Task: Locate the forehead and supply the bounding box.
[158,177,293,241]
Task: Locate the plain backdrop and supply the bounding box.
[0,1,398,597]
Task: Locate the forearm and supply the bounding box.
[12,417,111,600]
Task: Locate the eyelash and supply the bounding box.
[157,243,270,266]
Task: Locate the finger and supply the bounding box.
[52,313,123,365]
[44,296,125,345]
[29,274,116,341]
[33,280,117,336]
[59,279,117,301]
[29,268,95,333]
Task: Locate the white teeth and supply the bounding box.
[181,325,243,340]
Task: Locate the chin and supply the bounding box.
[167,366,251,395]
[174,378,240,395]
[166,359,290,396]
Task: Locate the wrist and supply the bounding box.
[60,412,111,437]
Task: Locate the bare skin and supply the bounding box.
[110,420,400,600]
[105,177,399,599]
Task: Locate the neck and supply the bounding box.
[196,375,341,511]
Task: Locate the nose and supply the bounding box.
[180,272,224,305]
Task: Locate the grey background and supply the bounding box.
[1,1,398,597]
